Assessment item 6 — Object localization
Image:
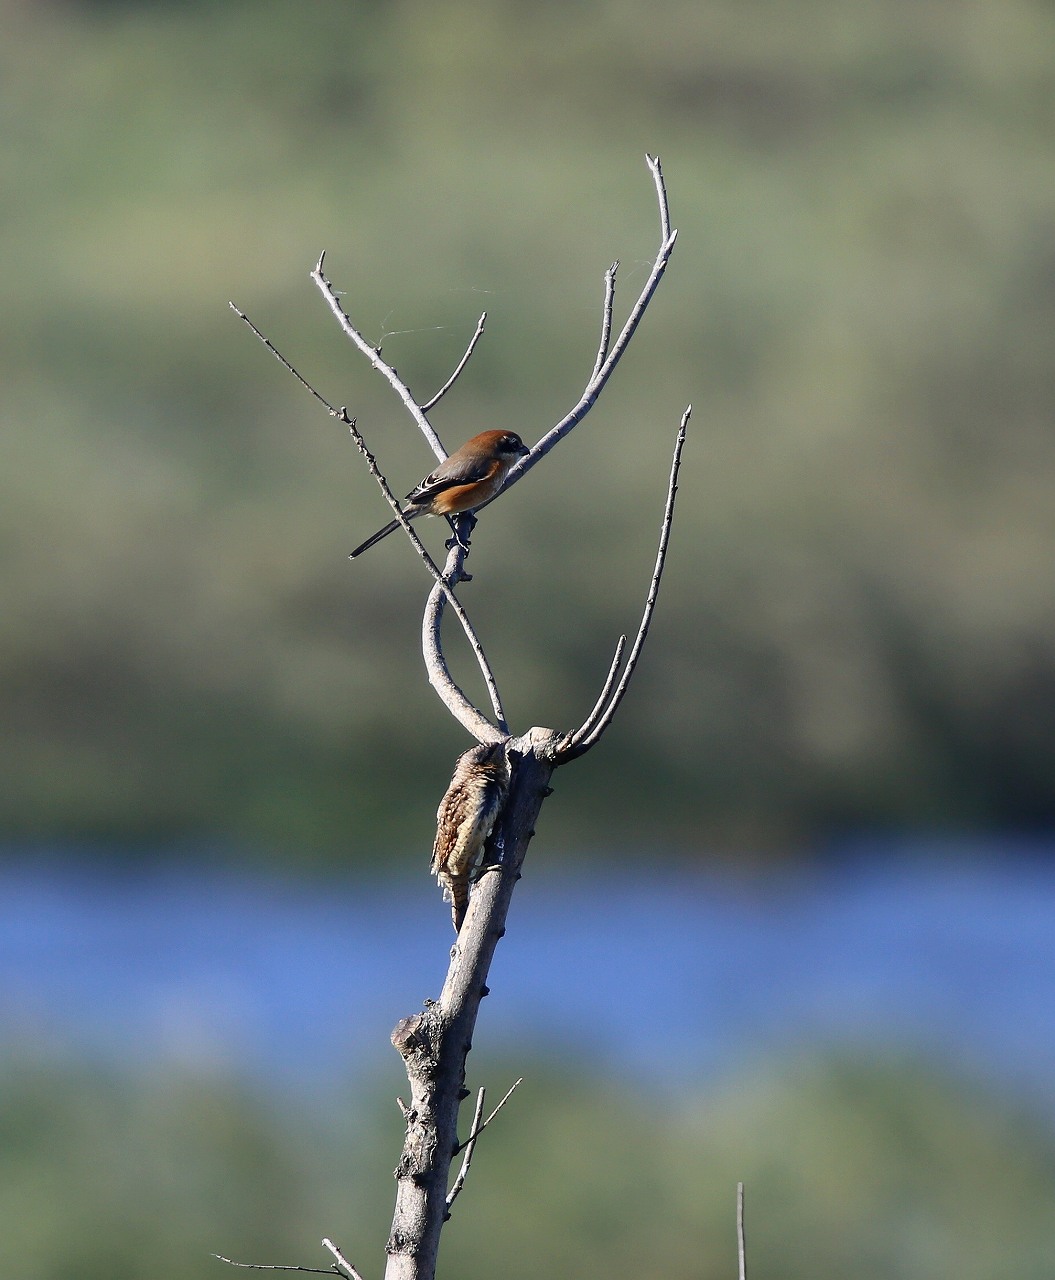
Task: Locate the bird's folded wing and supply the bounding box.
[407,455,501,503]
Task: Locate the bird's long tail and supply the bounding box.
[349,512,409,558]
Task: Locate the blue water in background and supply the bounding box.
[1,840,1053,1109]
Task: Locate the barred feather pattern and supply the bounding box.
[430,743,510,932]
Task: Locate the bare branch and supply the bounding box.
[213,1255,331,1276]
[214,1239,366,1280]
[229,305,340,418]
[311,253,446,462]
[564,406,689,754]
[590,262,619,382]
[737,1183,747,1280]
[570,634,627,746]
[422,312,487,413]
[423,565,509,740]
[322,1240,367,1280]
[501,154,677,492]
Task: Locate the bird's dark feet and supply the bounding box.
[444,512,478,556]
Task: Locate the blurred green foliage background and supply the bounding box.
[3,2,1055,1277]
[4,0,1054,858]
[3,1051,1055,1280]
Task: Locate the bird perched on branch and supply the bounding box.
[349,429,530,558]
[431,742,511,932]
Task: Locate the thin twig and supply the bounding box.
[422,312,487,412]
[229,305,506,732]
[447,1075,522,1209]
[311,253,446,463]
[322,1239,366,1280]
[229,305,342,417]
[453,1076,524,1154]
[446,1088,487,1209]
[737,1183,747,1280]
[569,635,627,745]
[213,1255,331,1275]
[590,262,619,382]
[650,150,672,242]
[566,406,689,753]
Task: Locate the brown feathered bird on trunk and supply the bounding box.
[431,743,511,931]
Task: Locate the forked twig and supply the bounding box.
[447,1076,525,1209]
[422,312,487,412]
[311,254,445,462]
[213,1237,366,1280]
[385,154,677,531]
[453,1076,523,1155]
[445,1087,486,1210]
[572,634,627,745]
[323,1239,367,1280]
[563,406,689,754]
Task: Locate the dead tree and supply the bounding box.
[226,154,687,1280]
